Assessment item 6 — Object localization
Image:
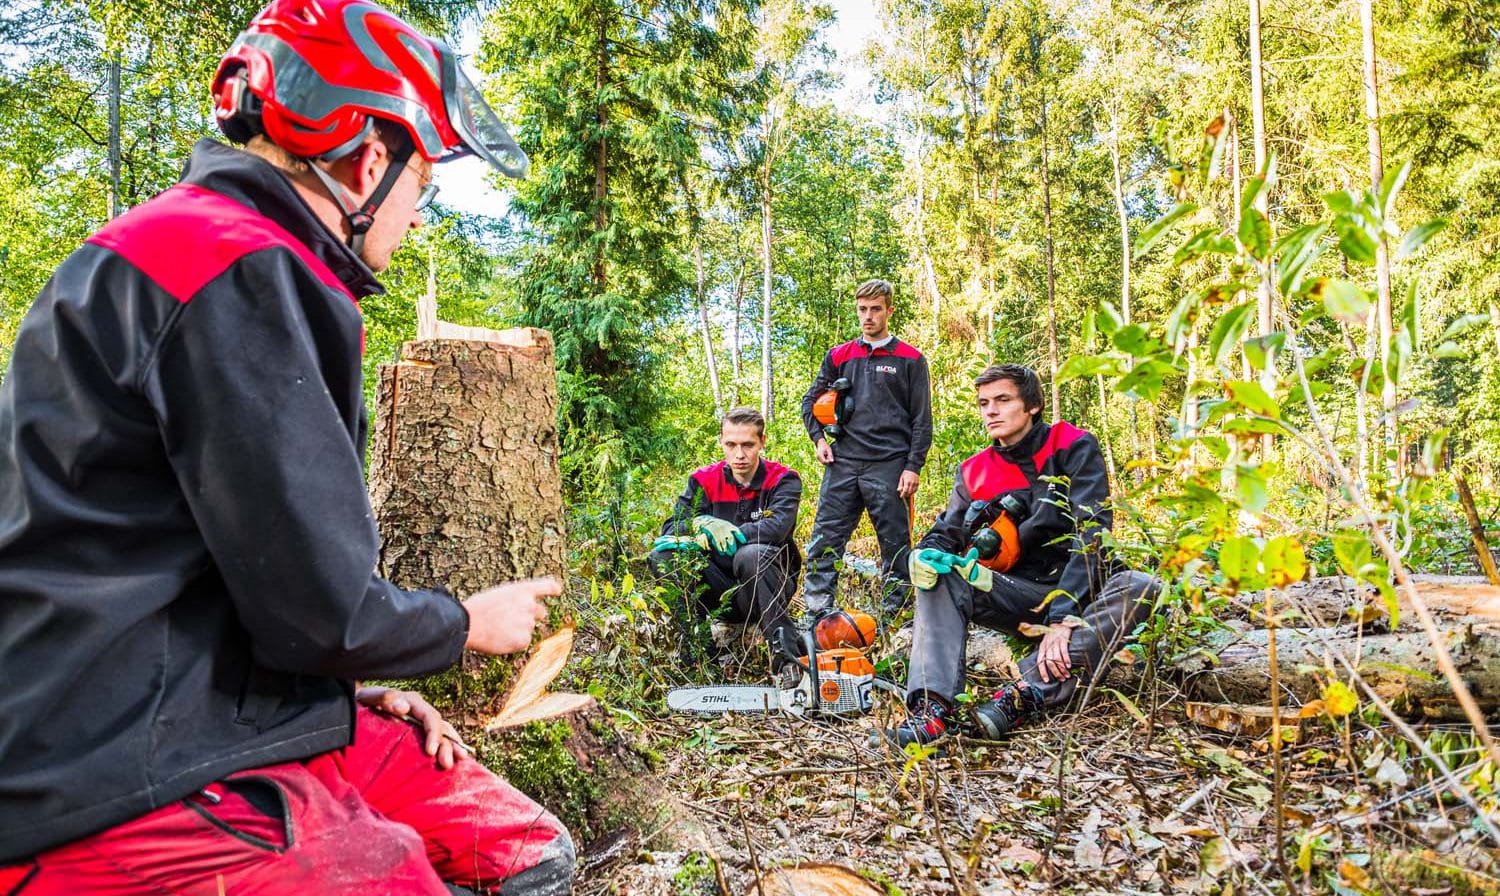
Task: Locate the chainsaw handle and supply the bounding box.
[802,626,820,705]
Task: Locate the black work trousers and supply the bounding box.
[906,569,1159,707]
[648,544,797,651]
[802,456,912,615]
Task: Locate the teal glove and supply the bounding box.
[909,548,961,590]
[954,547,994,593]
[691,515,746,555]
[653,533,707,552]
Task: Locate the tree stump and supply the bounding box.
[366,330,668,848]
[368,331,565,592]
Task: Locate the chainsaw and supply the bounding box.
[666,610,898,717]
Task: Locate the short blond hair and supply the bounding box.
[855,279,894,307]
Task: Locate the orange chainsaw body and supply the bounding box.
[974,511,1022,572]
[797,647,875,715]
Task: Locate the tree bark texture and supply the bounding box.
[368,333,566,595]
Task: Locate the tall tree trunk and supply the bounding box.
[107,53,123,219]
[1107,105,1133,465]
[592,15,609,290]
[761,115,775,421]
[1360,0,1397,481]
[731,258,745,404]
[1248,0,1274,457]
[694,234,724,416]
[1041,87,1059,421]
[914,116,942,344]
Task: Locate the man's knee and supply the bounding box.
[732,543,777,577]
[497,827,575,896]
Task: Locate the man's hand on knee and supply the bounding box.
[355,686,470,769]
[463,577,558,655]
[1036,624,1074,683]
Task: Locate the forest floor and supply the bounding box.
[496,547,1500,895]
[573,661,1498,895]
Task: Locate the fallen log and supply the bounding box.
[1175,622,1500,721]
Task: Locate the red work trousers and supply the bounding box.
[0,707,568,895]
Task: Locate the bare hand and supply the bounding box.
[356,686,469,770]
[897,470,920,499]
[815,439,835,465]
[1036,625,1074,683]
[462,577,558,655]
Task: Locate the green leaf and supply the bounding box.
[1333,213,1379,264]
[1057,354,1120,384]
[1401,281,1419,347]
[1219,535,1261,588]
[1135,202,1197,257]
[1225,380,1281,418]
[1432,340,1465,359]
[1236,465,1269,513]
[1379,160,1411,221]
[1222,417,1289,436]
[1323,189,1358,214]
[1395,218,1446,261]
[1312,278,1372,326]
[1437,312,1492,344]
[1208,302,1256,368]
[1263,535,1308,587]
[1238,210,1271,261]
[1096,300,1125,335]
[1333,533,1375,579]
[1243,331,1286,372]
[1198,114,1229,187]
[1165,292,1198,350]
[1173,228,1237,266]
[1274,222,1328,296]
[1112,324,1164,358]
[1240,172,1270,218]
[1116,359,1178,402]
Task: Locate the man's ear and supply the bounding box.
[340,139,389,199]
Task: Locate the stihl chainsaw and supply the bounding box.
[666,610,898,717]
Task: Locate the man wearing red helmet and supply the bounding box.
[0,1,572,894]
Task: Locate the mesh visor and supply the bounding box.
[437,44,528,178]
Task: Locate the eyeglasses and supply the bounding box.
[408,158,439,212]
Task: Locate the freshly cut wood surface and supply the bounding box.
[484,626,596,731]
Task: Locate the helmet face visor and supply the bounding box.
[436,41,528,178]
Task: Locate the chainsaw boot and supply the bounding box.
[869,695,952,750]
[972,681,1043,740]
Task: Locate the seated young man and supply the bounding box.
[879,364,1159,747]
[651,407,804,688]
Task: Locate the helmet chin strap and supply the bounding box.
[305,141,415,256]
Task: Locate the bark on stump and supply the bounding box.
[368,331,663,845]
[369,332,565,591]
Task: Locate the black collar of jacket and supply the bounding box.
[993,419,1051,462]
[179,139,385,299]
[722,460,767,491]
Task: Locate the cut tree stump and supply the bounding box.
[367,330,667,846]
[1175,577,1500,720]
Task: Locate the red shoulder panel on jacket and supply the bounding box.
[761,460,798,491]
[692,462,739,503]
[960,448,1029,502]
[87,184,354,306]
[829,339,864,367]
[1032,421,1089,470]
[890,341,923,359]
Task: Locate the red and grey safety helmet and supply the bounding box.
[212,0,527,179]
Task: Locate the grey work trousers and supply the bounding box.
[648,543,796,647]
[802,456,912,614]
[906,568,1159,707]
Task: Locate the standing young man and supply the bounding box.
[0,2,572,892]
[800,279,933,619]
[651,408,804,687]
[879,364,1158,747]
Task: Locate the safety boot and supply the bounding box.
[972,681,1042,740]
[868,696,952,750]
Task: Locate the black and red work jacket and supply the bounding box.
[661,459,803,566]
[919,420,1114,623]
[799,337,933,473]
[0,140,469,862]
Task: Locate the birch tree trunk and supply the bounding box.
[108,54,123,218]
[761,115,775,421]
[694,235,724,416]
[1041,87,1060,421]
[1360,0,1397,480]
[1248,0,1274,457]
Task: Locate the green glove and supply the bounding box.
[909,548,960,591]
[954,547,994,593]
[691,515,746,555]
[653,534,707,552]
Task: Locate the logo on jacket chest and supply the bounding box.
[874,364,898,375]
